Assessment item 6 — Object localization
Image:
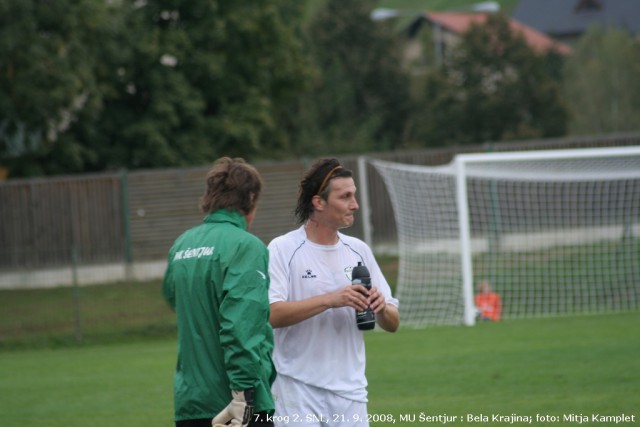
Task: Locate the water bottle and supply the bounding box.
[352,262,375,330]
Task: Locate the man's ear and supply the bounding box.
[311,194,326,212]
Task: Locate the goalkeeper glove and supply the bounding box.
[212,389,254,427]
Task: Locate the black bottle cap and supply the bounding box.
[352,261,369,279]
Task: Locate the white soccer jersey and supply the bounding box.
[268,226,399,402]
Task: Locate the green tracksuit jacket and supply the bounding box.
[162,209,275,422]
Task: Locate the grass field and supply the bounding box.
[0,280,176,349]
[1,311,638,427]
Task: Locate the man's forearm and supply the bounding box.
[376,304,400,332]
[269,297,331,328]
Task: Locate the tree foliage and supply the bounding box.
[412,13,567,146]
[0,0,114,176]
[4,2,625,179]
[563,26,640,135]
[1,0,311,177]
[101,1,311,168]
[284,0,413,156]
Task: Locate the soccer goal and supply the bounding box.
[371,146,640,327]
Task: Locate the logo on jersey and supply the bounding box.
[344,266,353,281]
[256,270,266,280]
[301,269,317,279]
[173,246,215,261]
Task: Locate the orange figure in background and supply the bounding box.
[475,279,502,321]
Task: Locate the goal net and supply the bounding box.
[371,147,640,327]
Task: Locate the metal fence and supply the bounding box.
[1,132,639,288]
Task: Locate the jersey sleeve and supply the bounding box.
[267,238,289,304]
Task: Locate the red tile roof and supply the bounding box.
[425,12,572,55]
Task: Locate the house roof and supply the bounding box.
[513,0,640,37]
[420,12,572,55]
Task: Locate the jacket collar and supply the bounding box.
[204,209,247,230]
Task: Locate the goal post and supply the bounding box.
[371,146,640,327]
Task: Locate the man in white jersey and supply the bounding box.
[268,158,400,427]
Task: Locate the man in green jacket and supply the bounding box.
[163,157,275,427]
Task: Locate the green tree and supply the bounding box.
[412,13,567,146]
[563,26,640,135]
[285,0,413,156]
[71,0,312,171]
[0,0,115,176]
[1,0,311,177]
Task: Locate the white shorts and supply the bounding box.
[271,374,369,427]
